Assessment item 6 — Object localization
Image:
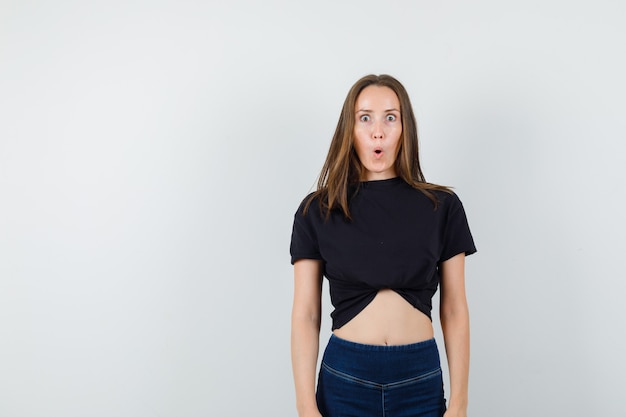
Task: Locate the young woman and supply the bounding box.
[290,74,476,417]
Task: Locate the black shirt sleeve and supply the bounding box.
[439,192,477,262]
[290,195,324,264]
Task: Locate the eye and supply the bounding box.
[359,114,371,122]
[386,114,397,122]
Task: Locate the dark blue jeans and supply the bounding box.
[317,334,446,417]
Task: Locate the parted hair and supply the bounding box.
[305,74,451,219]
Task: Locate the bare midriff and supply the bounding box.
[332,288,434,346]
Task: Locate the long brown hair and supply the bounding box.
[306,74,450,219]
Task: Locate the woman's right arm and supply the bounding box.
[291,259,324,417]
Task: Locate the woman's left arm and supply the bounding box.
[439,253,470,417]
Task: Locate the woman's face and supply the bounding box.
[353,85,402,181]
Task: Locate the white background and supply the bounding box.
[1,1,625,416]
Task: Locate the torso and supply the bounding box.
[291,179,475,341]
[333,289,434,346]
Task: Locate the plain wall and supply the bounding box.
[1,0,625,416]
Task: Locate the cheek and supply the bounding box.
[393,133,402,152]
[353,132,366,151]
[353,141,367,158]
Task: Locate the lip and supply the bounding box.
[373,147,384,159]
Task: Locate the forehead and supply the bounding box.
[355,85,400,109]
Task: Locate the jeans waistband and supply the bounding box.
[321,334,442,385]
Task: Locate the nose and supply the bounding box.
[372,120,384,139]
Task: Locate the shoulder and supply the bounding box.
[434,189,460,203]
[295,191,320,214]
[424,188,465,211]
[397,184,461,212]
[293,191,327,225]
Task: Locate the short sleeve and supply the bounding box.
[290,196,324,264]
[439,192,477,262]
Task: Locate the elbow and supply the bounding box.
[439,301,469,329]
[291,309,322,332]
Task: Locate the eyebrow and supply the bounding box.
[356,108,400,113]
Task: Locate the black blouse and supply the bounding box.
[290,177,476,330]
